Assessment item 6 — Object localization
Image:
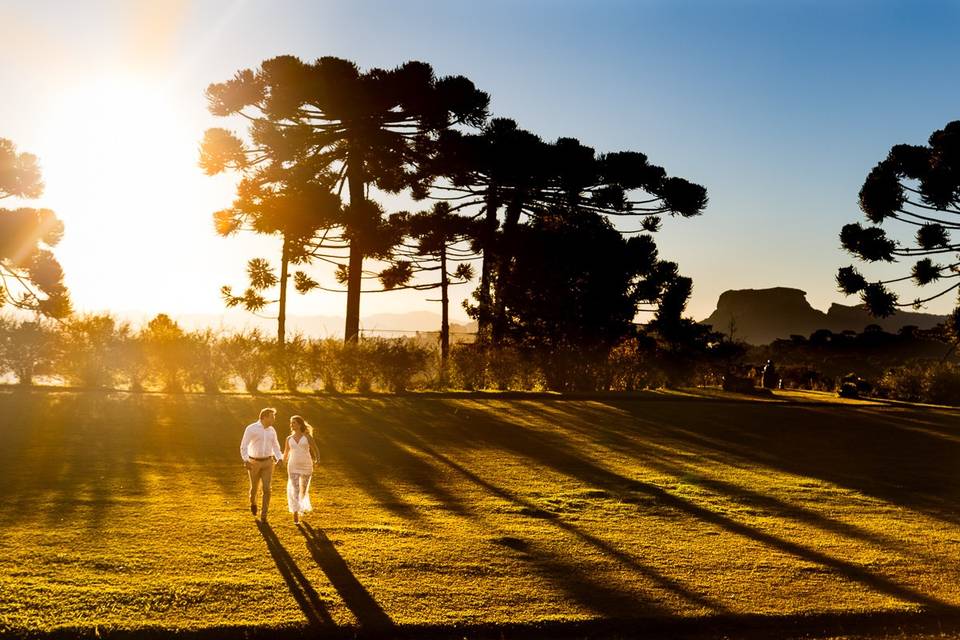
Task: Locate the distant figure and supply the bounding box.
[240,408,283,523]
[283,415,320,525]
[761,360,778,389]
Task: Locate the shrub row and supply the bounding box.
[0,314,727,393]
[874,362,960,405]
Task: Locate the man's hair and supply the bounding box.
[259,407,277,421]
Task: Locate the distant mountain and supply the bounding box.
[117,310,477,339]
[701,287,947,345]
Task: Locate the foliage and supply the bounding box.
[270,333,312,392]
[606,336,665,391]
[449,343,487,391]
[142,314,193,392]
[0,139,70,318]
[186,329,231,394]
[366,337,434,393]
[837,121,960,321]
[114,332,151,392]
[220,329,271,393]
[499,212,676,356]
[56,314,126,388]
[204,55,490,342]
[876,362,960,406]
[0,317,58,385]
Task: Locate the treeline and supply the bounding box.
[200,55,709,368]
[742,324,960,405]
[0,313,740,393]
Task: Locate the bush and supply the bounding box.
[57,314,126,388]
[220,329,271,393]
[875,362,960,406]
[307,339,378,393]
[307,339,341,393]
[0,318,58,385]
[606,338,654,391]
[536,345,613,391]
[271,334,312,392]
[186,329,231,394]
[922,364,960,405]
[450,343,487,390]
[367,338,433,393]
[115,333,150,391]
[142,314,193,392]
[877,365,925,403]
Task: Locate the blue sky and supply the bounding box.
[2,0,959,321]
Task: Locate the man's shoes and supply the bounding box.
[293,513,300,525]
[250,504,258,516]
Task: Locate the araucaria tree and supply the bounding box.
[837,121,960,338]
[428,119,708,343]
[204,56,489,342]
[200,126,341,345]
[385,202,477,368]
[498,210,696,389]
[0,138,70,317]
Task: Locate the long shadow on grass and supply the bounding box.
[0,391,151,531]
[394,400,957,612]
[331,399,726,614]
[592,400,960,525]
[530,401,948,562]
[271,397,470,521]
[298,522,394,631]
[257,520,333,627]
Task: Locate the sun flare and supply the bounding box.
[38,75,199,226]
[29,73,239,313]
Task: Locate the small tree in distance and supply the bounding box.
[382,202,477,376]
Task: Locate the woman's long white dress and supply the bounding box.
[286,434,313,514]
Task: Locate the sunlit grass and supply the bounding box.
[1,389,959,636]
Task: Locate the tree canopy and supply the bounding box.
[202,56,489,342]
[0,138,70,318]
[837,121,960,340]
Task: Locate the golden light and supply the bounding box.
[39,74,198,227]
[32,73,241,314]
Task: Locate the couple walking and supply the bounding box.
[240,407,320,525]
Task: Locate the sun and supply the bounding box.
[37,74,199,223]
[30,72,239,314]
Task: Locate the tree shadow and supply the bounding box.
[272,397,471,521]
[281,398,687,617]
[593,400,960,525]
[298,522,394,631]
[393,399,958,613]
[390,427,728,614]
[256,520,333,627]
[527,400,948,562]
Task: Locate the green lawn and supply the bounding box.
[2,388,960,638]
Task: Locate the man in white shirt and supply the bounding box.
[240,407,283,522]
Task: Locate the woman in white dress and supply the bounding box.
[282,415,320,525]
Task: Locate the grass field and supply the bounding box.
[2,388,960,638]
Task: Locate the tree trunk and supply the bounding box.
[440,242,450,379]
[344,154,365,344]
[491,197,522,345]
[277,234,290,346]
[476,194,499,343]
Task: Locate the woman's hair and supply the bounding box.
[290,415,313,437]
